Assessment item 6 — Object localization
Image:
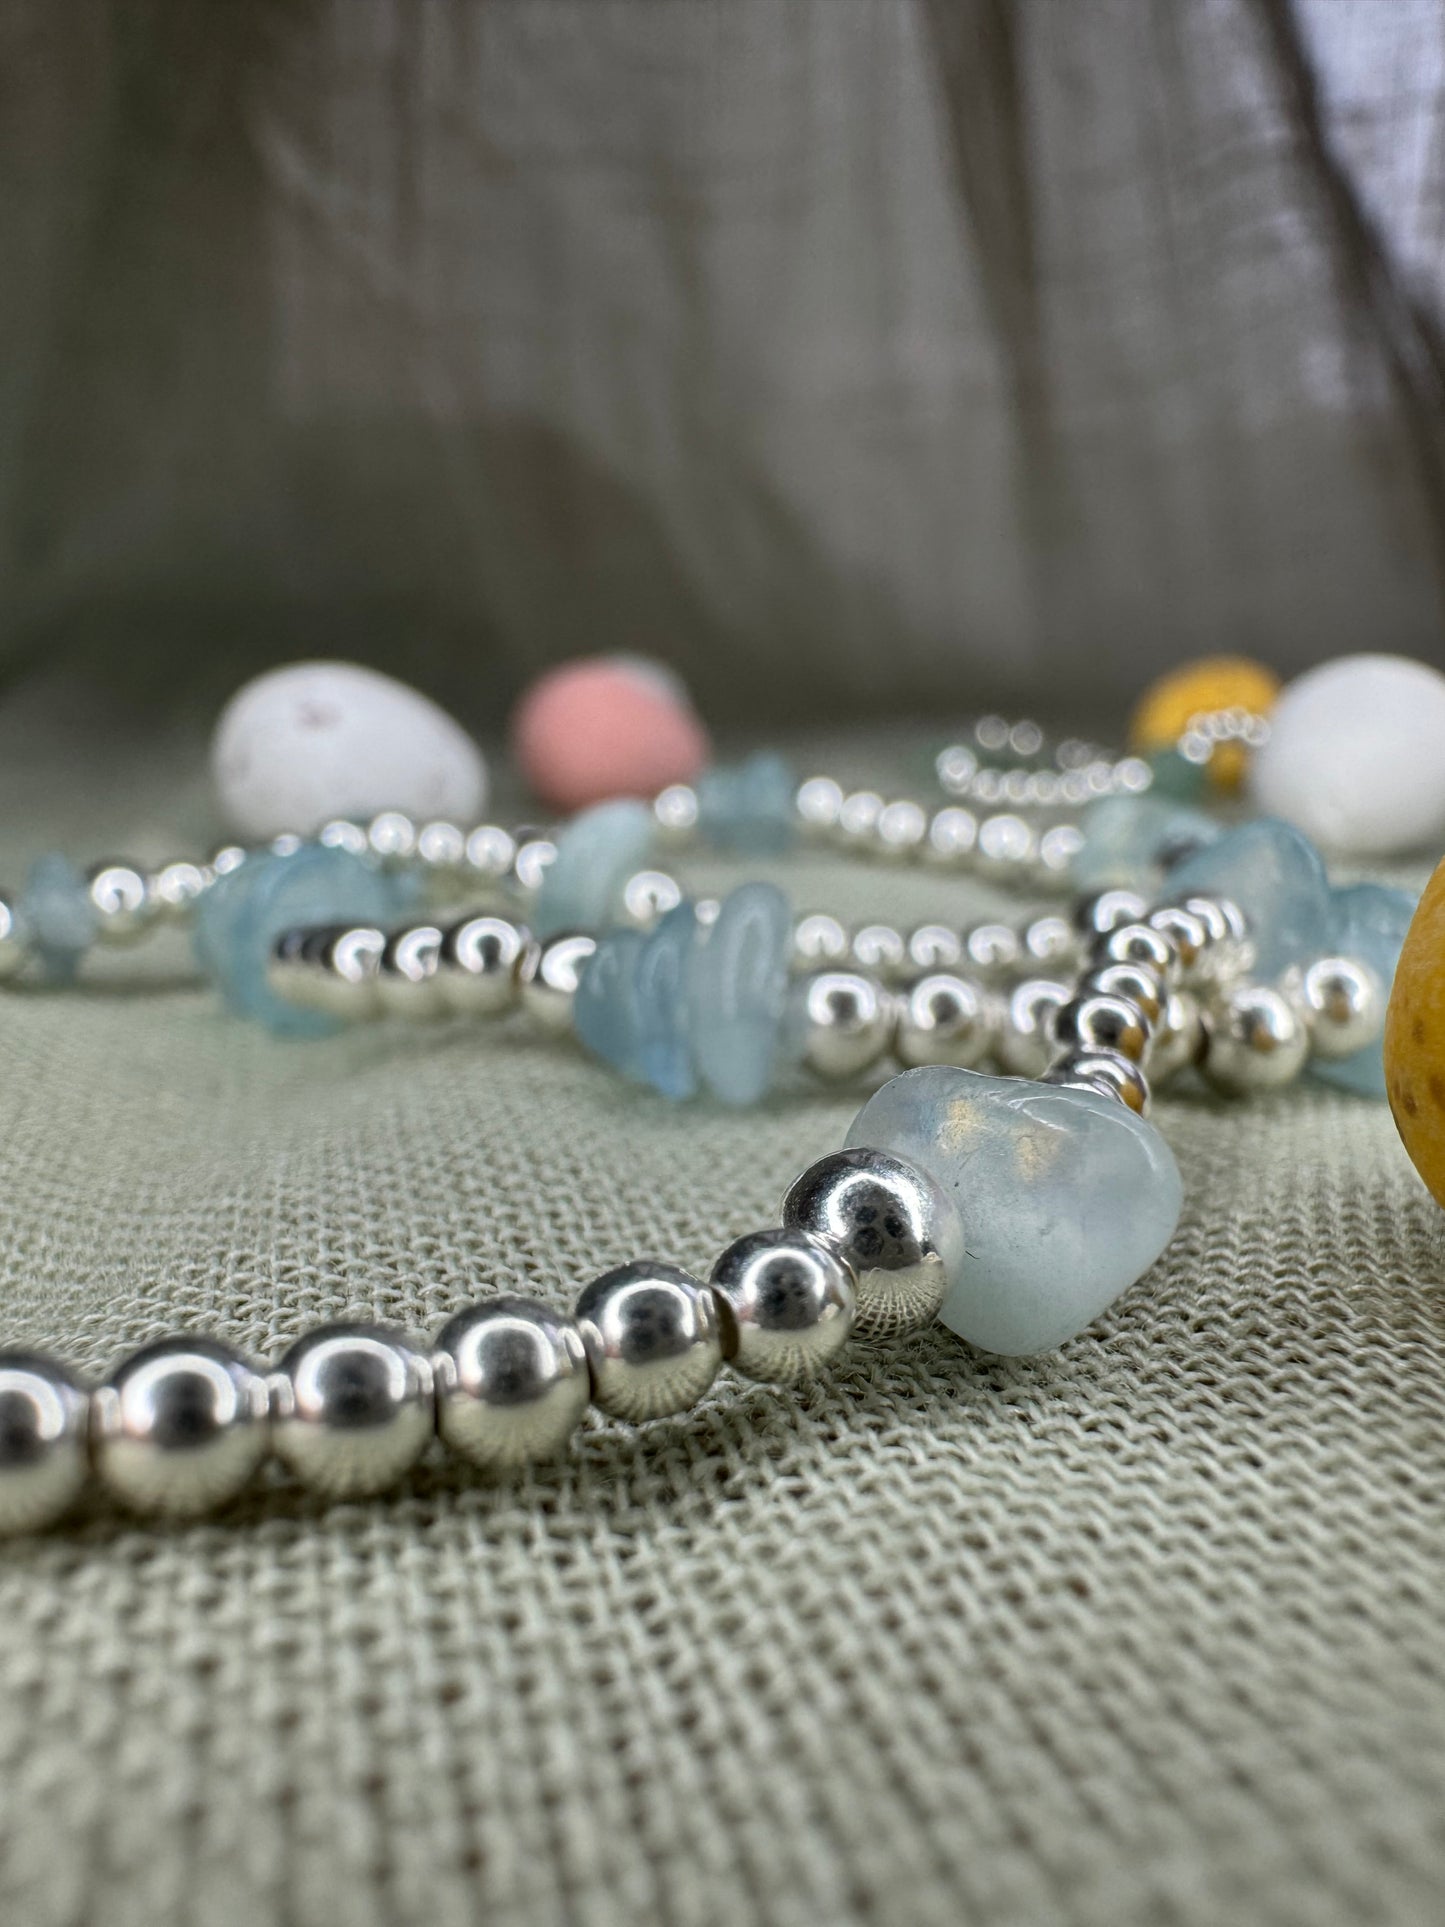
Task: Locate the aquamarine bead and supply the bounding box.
[696,753,797,855]
[846,1066,1184,1355]
[1309,882,1416,1099]
[532,800,655,941]
[573,928,649,1083]
[1145,747,1211,803]
[21,853,98,984]
[689,882,792,1105]
[193,845,408,1037]
[1072,794,1218,894]
[1163,817,1330,979]
[635,903,700,1100]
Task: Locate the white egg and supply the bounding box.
[1250,653,1445,857]
[213,661,487,841]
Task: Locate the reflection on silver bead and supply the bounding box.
[1036,822,1086,886]
[851,924,907,980]
[317,925,387,1019]
[907,923,964,973]
[1148,989,1204,1083]
[620,869,683,930]
[0,1354,90,1534]
[1092,921,1180,987]
[511,835,559,894]
[998,978,1070,1078]
[792,912,850,972]
[211,843,247,879]
[368,811,417,864]
[439,915,525,1016]
[653,784,700,846]
[1052,992,1151,1063]
[797,971,895,1081]
[94,1337,270,1518]
[925,805,979,866]
[271,1324,434,1498]
[1200,983,1309,1096]
[1146,903,1209,981]
[377,924,445,1018]
[1172,895,1251,981]
[975,813,1036,881]
[1291,956,1384,1060]
[0,895,30,980]
[1073,888,1148,939]
[1044,1049,1150,1115]
[87,862,153,945]
[1079,961,1165,1027]
[1024,914,1080,971]
[875,799,928,860]
[965,921,1021,980]
[416,820,467,874]
[710,1230,856,1383]
[519,933,597,1035]
[936,744,979,795]
[434,1297,590,1470]
[782,1147,960,1337]
[837,789,884,846]
[575,1262,722,1422]
[795,776,844,840]
[319,819,370,858]
[465,824,518,881]
[148,860,209,925]
[895,974,996,1070]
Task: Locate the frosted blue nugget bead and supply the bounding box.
[1163,817,1330,979]
[194,845,406,1037]
[1072,794,1218,894]
[846,1066,1183,1355]
[21,853,98,983]
[635,903,700,1099]
[1309,882,1416,1099]
[696,753,797,854]
[573,929,649,1083]
[690,882,792,1105]
[532,800,655,941]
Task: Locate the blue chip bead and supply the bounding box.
[1071,795,1219,895]
[532,800,655,941]
[573,929,648,1084]
[635,903,700,1100]
[690,882,792,1105]
[1163,817,1331,980]
[193,845,409,1037]
[21,853,98,984]
[696,753,797,855]
[1310,882,1417,1099]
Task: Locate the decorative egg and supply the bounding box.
[1129,655,1280,793]
[1251,654,1445,857]
[1384,857,1445,1206]
[213,661,487,841]
[512,656,710,812]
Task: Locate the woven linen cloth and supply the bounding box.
[0,700,1442,1927]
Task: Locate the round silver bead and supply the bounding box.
[314,924,387,1019]
[796,971,895,1082]
[1146,903,1209,980]
[519,933,597,1035]
[439,915,526,1016]
[1172,894,1252,981]
[1292,956,1384,1060]
[434,1296,590,1470]
[875,799,928,860]
[975,813,1036,882]
[620,870,683,930]
[997,977,1071,1078]
[1073,888,1149,940]
[1092,921,1181,987]
[794,776,845,840]
[93,1337,270,1519]
[895,973,996,1070]
[1200,983,1310,1096]
[907,923,964,973]
[653,784,700,847]
[377,923,445,1017]
[837,789,885,847]
[0,1354,90,1534]
[367,810,417,864]
[1078,961,1166,1027]
[1043,1049,1150,1115]
[1148,989,1204,1083]
[271,1324,434,1498]
[148,860,209,925]
[936,744,979,795]
[925,805,979,867]
[792,912,850,972]
[318,818,370,857]
[87,862,153,945]
[465,824,518,881]
[574,1262,722,1422]
[1023,914,1080,971]
[851,924,908,980]
[416,820,468,875]
[210,843,247,879]
[1036,822,1086,886]
[511,835,559,894]
[1052,991,1152,1064]
[709,1230,856,1383]
[781,1147,960,1337]
[965,921,1022,981]
[266,927,316,1010]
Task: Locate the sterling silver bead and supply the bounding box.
[1052,991,1152,1064]
[315,925,387,1019]
[1171,895,1251,981]
[794,776,845,840]
[875,799,929,860]
[837,789,885,848]
[1200,983,1309,1096]
[439,915,526,1016]
[271,1324,434,1498]
[1148,990,1204,1083]
[0,1354,90,1534]
[975,813,1036,883]
[1073,888,1149,940]
[416,820,468,876]
[377,924,445,1018]
[1146,903,1209,981]
[797,971,895,1082]
[148,860,210,925]
[511,835,559,894]
[1092,920,1180,987]
[93,1337,270,1519]
[907,923,964,973]
[850,924,908,979]
[434,1297,590,1470]
[1036,823,1086,886]
[997,977,1070,1078]
[87,862,153,945]
[620,870,683,930]
[965,921,1022,981]
[1044,1049,1151,1115]
[368,810,417,865]
[318,819,370,857]
[895,973,996,1070]
[925,805,979,867]
[709,1230,856,1383]
[781,1148,961,1337]
[1024,914,1080,971]
[653,784,700,846]
[465,824,518,881]
[575,1263,722,1422]
[792,912,850,972]
[1292,956,1384,1059]
[519,933,597,1035]
[1079,961,1165,1027]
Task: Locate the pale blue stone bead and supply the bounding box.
[1072,795,1218,894]
[533,800,655,941]
[635,903,699,1100]
[1309,882,1416,1099]
[21,853,98,984]
[690,882,792,1105]
[1163,816,1330,979]
[696,753,797,855]
[193,845,407,1037]
[573,929,649,1083]
[846,1066,1184,1355]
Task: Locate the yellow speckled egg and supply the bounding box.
[1129,656,1280,792]
[1384,856,1445,1208]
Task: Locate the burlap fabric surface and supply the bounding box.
[0,703,1442,1927]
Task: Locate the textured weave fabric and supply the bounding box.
[1,713,1444,1927]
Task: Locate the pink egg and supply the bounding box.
[512,657,711,812]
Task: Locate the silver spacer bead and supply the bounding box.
[210,844,248,879]
[1052,991,1152,1064]
[93,1337,270,1519]
[575,1262,723,1422]
[1200,983,1310,1096]
[794,776,845,840]
[1035,822,1086,887]
[924,805,979,867]
[619,869,684,930]
[519,933,597,1035]
[465,824,518,881]
[875,799,929,861]
[796,971,895,1082]
[1078,961,1166,1028]
[851,923,908,981]
[319,819,371,858]
[965,921,1022,981]
[895,973,997,1070]
[709,1229,856,1383]
[270,1324,434,1498]
[1073,888,1149,940]
[907,923,965,974]
[782,1147,961,1337]
[1023,914,1080,971]
[314,925,387,1020]
[434,1297,590,1470]
[1146,903,1209,981]
[997,978,1070,1078]
[1170,895,1252,982]
[936,744,979,795]
[0,1353,90,1535]
[439,915,526,1016]
[511,834,559,894]
[416,820,468,875]
[975,813,1036,883]
[1043,1049,1151,1115]
[87,861,154,945]
[376,924,446,1018]
[1091,921,1181,988]
[1290,956,1384,1060]
[837,789,885,847]
[368,811,417,865]
[148,860,210,925]
[652,784,700,847]
[792,912,850,973]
